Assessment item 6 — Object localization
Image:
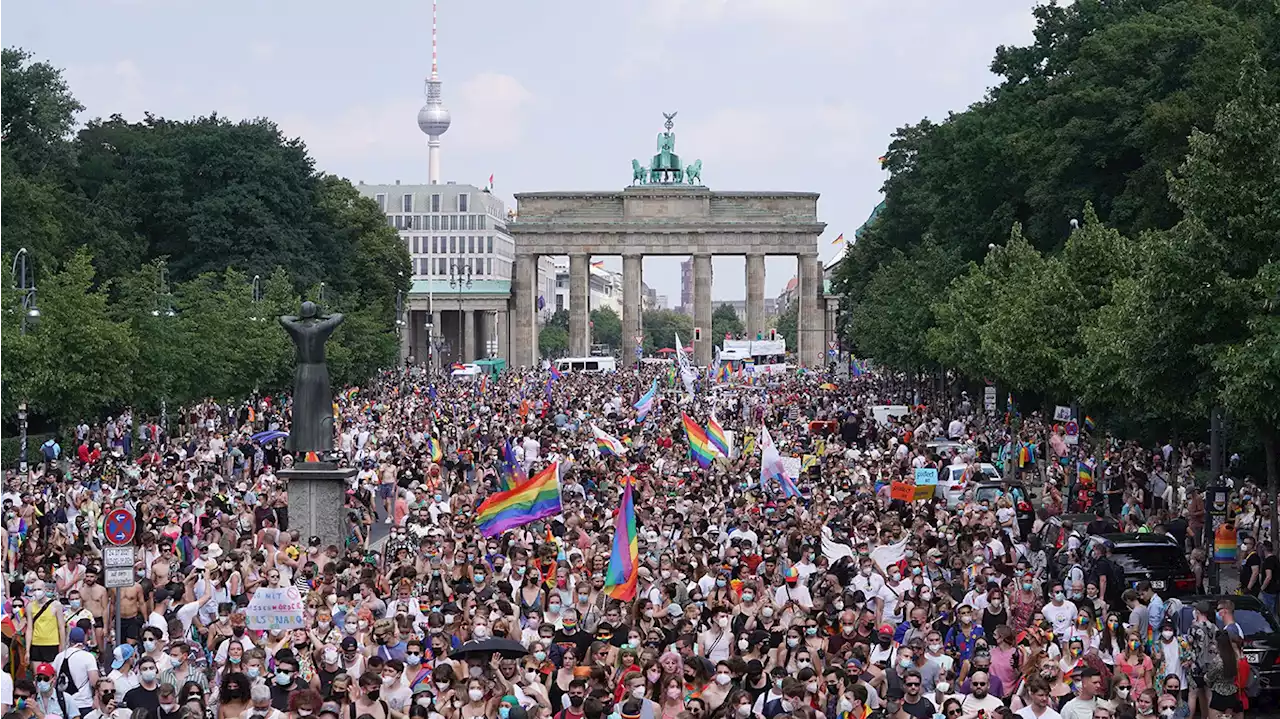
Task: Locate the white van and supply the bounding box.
[554,356,617,374]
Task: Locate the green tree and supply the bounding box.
[1,249,138,425]
[774,303,797,352]
[711,304,743,343]
[1,48,82,178]
[847,238,960,370]
[641,310,693,354]
[539,325,569,358]
[590,306,622,349]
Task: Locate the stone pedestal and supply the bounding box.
[280,462,357,549]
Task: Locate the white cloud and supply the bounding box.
[249,42,275,62]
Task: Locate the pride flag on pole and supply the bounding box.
[707,414,730,457]
[681,413,716,469]
[603,476,639,600]
[592,424,627,457]
[499,439,526,491]
[476,462,562,537]
[634,379,658,422]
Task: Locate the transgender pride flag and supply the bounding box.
[634,379,658,422]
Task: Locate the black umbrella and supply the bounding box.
[448,637,530,661]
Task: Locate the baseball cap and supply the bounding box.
[35,662,56,677]
[878,624,894,637]
[341,637,358,650]
[153,588,172,603]
[69,627,87,644]
[318,703,341,719]
[112,644,136,669]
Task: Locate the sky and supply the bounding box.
[2,0,1042,304]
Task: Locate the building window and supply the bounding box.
[431,194,441,212]
[437,258,446,275]
[468,237,475,253]
[431,215,439,231]
[402,194,414,213]
[480,215,487,229]
[458,194,469,212]
[487,236,494,254]
[487,258,493,276]
[449,237,457,253]
[386,216,394,228]
[465,215,474,231]
[447,215,456,231]
[375,193,387,211]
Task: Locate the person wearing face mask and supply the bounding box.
[122,657,162,713]
[379,661,411,714]
[353,672,392,719]
[214,614,256,666]
[1041,584,1078,641]
[83,679,132,719]
[314,644,344,697]
[242,683,286,719]
[50,625,99,716]
[760,680,804,719]
[268,653,302,711]
[31,663,69,719]
[696,608,733,664]
[24,581,66,665]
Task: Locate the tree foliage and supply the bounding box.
[711,304,744,342]
[0,47,410,430]
[641,310,693,354]
[590,306,622,349]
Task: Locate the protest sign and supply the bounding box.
[244,586,306,633]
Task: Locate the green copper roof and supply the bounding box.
[854,201,885,240]
[410,279,511,296]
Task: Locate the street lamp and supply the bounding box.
[319,281,326,306]
[151,265,178,431]
[448,260,474,364]
[11,248,39,473]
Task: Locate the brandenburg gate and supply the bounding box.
[508,113,827,368]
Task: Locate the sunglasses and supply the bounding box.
[905,682,921,688]
[971,682,988,687]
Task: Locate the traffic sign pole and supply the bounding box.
[102,508,136,651]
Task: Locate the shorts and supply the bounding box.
[121,614,145,641]
[94,617,105,628]
[378,483,396,500]
[1209,692,1242,712]
[29,644,59,662]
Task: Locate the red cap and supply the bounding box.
[877,624,894,636]
[35,662,56,677]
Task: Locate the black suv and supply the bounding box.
[1171,595,1280,691]
[1085,533,1197,595]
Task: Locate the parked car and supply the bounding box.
[1040,513,1118,552]
[934,462,1001,508]
[1085,533,1197,595]
[973,480,1035,537]
[1171,594,1280,690]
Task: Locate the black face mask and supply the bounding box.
[569,696,585,708]
[233,627,246,637]
[101,691,116,703]
[365,689,381,702]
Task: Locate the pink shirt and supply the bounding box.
[988,644,1018,697]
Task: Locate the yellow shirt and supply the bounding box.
[30,600,62,645]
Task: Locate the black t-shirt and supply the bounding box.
[553,628,593,662]
[1262,555,1280,594]
[1243,552,1262,594]
[1090,557,1123,605]
[124,685,161,713]
[901,696,936,719]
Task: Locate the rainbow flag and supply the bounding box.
[478,374,488,394]
[1214,531,1238,563]
[476,462,562,537]
[426,437,443,463]
[1084,415,1096,431]
[451,363,466,371]
[592,424,627,457]
[549,366,562,381]
[681,413,716,469]
[715,363,732,383]
[634,379,657,422]
[499,439,526,492]
[851,358,868,377]
[707,414,729,457]
[603,476,639,600]
[342,387,359,401]
[1077,461,1094,485]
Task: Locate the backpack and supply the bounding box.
[57,648,83,695]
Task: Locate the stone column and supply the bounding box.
[430,310,442,369]
[511,255,538,367]
[745,254,766,341]
[622,255,643,367]
[797,253,821,367]
[463,308,478,362]
[400,312,412,365]
[569,254,590,357]
[496,310,509,362]
[693,254,713,366]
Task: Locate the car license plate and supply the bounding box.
[1149,580,1166,590]
[1246,652,1263,665]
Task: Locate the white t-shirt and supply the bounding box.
[1016,706,1062,719]
[1042,600,1078,638]
[958,693,1004,719]
[53,646,99,711]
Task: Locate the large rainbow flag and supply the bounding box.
[426,436,444,463]
[707,414,730,457]
[603,476,639,600]
[476,462,562,537]
[681,413,716,469]
[592,425,627,457]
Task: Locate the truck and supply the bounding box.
[720,339,788,375]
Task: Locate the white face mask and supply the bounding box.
[716,673,732,686]
[632,686,646,699]
[468,689,484,702]
[737,705,752,717]
[935,682,950,694]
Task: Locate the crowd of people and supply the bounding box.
[0,362,1269,719]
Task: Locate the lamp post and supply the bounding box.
[11,248,40,473]
[319,281,326,307]
[395,289,406,389]
[151,265,176,433]
[448,260,474,364]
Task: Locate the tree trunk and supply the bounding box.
[1266,426,1278,548]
